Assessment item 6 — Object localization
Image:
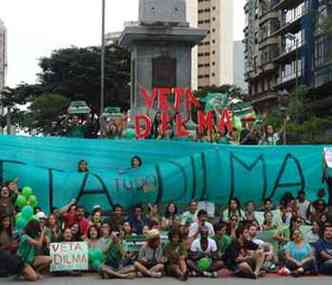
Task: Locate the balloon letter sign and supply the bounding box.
[134,87,233,138]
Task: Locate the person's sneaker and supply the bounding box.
[203,271,213,278]
[189,271,198,277]
[212,272,219,278]
[150,272,162,278]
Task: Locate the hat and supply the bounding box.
[146,229,160,240]
[93,205,102,211]
[36,212,47,220]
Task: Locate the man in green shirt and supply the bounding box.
[100,232,136,279]
[181,200,198,225]
[213,222,232,259]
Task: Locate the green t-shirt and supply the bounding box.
[181,211,197,225]
[18,234,37,264]
[164,242,187,263]
[214,234,232,256]
[105,242,124,269]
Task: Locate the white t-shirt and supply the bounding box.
[188,222,215,238]
[191,238,217,254]
[252,238,265,246]
[297,200,310,220]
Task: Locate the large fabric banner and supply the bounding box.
[0,135,328,213]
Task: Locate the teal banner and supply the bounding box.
[0,136,328,213]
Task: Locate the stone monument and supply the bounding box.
[119,0,207,114]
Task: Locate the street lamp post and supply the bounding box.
[100,0,106,116]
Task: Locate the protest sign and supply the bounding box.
[324,147,332,168]
[50,242,89,272]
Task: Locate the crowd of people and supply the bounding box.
[60,112,285,146]
[0,174,332,281]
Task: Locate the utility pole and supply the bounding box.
[100,0,106,116]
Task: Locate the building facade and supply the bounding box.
[233,41,247,91]
[186,0,234,89]
[0,19,6,92]
[244,0,331,113]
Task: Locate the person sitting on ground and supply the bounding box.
[296,190,310,222]
[0,249,33,279]
[188,209,215,241]
[44,214,62,243]
[0,214,17,254]
[131,156,142,169]
[100,232,136,279]
[121,222,134,240]
[161,202,179,230]
[147,204,161,225]
[305,221,320,245]
[248,224,276,272]
[187,226,223,278]
[222,198,245,222]
[86,225,100,250]
[244,201,259,224]
[223,225,265,279]
[0,186,15,220]
[76,206,89,238]
[70,223,82,241]
[128,205,147,235]
[262,211,278,231]
[314,223,332,275]
[164,229,188,281]
[213,222,232,259]
[226,215,240,239]
[17,220,51,281]
[61,201,77,229]
[89,206,103,229]
[284,229,317,277]
[181,200,198,225]
[108,204,125,232]
[134,229,165,278]
[78,160,89,173]
[98,223,112,252]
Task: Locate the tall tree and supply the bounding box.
[37,44,130,112]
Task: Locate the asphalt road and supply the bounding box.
[1,275,332,285]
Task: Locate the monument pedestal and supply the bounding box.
[120,25,206,114]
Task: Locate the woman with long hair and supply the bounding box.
[17,220,51,281]
[223,198,245,222]
[162,202,179,230]
[284,230,317,276]
[0,215,17,253]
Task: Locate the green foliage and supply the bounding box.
[37,45,130,111]
[28,94,69,134]
[193,84,243,99]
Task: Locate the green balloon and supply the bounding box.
[28,195,38,208]
[233,116,242,131]
[197,257,212,271]
[126,128,136,139]
[89,248,97,262]
[91,260,102,271]
[16,216,28,231]
[94,248,104,262]
[15,195,27,208]
[22,186,33,198]
[21,205,34,220]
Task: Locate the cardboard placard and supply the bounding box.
[50,242,89,272]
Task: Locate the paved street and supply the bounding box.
[1,275,332,285]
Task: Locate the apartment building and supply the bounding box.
[244,0,323,112]
[187,0,234,89]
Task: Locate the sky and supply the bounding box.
[0,0,246,87]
